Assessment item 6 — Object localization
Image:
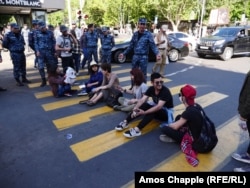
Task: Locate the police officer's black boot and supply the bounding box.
[15,78,24,86]
[40,78,46,87]
[22,76,32,83]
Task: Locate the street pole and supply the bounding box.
[67,0,72,26]
[199,0,206,38]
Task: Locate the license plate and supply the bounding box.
[200,46,209,49]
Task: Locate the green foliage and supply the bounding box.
[46,0,250,30]
[0,15,15,26]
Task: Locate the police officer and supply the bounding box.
[100,27,115,64]
[34,21,57,87]
[84,23,99,69]
[3,23,31,86]
[119,18,161,84]
[28,20,39,68]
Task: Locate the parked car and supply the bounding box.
[167,31,197,51]
[110,35,189,64]
[195,26,250,61]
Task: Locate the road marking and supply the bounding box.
[122,116,239,188]
[53,106,114,130]
[42,96,89,111]
[70,92,228,162]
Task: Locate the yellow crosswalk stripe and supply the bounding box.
[53,106,114,130]
[122,117,239,188]
[70,91,228,162]
[42,96,89,111]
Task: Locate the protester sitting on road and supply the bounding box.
[115,72,174,138]
[159,84,204,167]
[114,68,147,112]
[86,63,119,106]
[47,64,75,97]
[78,61,103,96]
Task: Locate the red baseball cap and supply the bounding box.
[180,84,196,105]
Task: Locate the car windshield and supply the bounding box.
[212,28,239,37]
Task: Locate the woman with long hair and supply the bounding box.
[114,68,148,112]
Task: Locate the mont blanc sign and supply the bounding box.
[0,0,41,7]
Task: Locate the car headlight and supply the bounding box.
[214,39,225,46]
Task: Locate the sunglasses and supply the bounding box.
[140,23,146,25]
[155,81,164,85]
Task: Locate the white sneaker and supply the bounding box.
[115,121,128,131]
[232,153,250,164]
[234,165,250,172]
[78,90,88,96]
[123,128,141,138]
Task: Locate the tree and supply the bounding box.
[157,0,199,31]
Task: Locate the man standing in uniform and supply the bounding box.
[84,23,99,70]
[100,27,115,64]
[28,20,39,68]
[119,18,161,84]
[3,23,31,86]
[152,24,168,76]
[35,21,57,87]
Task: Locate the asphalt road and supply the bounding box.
[0,47,250,188]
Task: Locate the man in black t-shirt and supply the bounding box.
[115,72,174,138]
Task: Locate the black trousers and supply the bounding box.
[126,102,168,130]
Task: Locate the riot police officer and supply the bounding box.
[34,21,57,87]
[3,23,31,86]
[100,27,115,64]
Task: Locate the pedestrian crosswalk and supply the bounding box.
[27,64,241,187]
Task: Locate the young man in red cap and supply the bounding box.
[160,84,203,142]
[160,84,204,166]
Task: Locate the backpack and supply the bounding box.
[105,87,123,107]
[191,104,218,153]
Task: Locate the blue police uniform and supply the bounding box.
[84,30,99,67]
[3,23,31,86]
[34,22,57,86]
[100,27,115,64]
[123,18,159,81]
[28,20,39,68]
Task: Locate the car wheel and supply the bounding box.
[220,47,233,61]
[197,53,206,58]
[168,49,179,62]
[114,50,126,64]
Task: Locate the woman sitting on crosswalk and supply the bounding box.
[47,64,75,97]
[78,61,103,96]
[86,63,120,106]
[113,68,148,112]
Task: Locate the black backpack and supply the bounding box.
[191,104,218,153]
